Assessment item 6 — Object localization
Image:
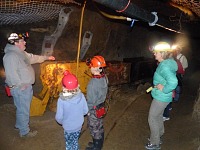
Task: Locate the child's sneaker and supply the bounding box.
[145,143,161,150]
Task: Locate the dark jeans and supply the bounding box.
[163,102,172,118]
[174,86,181,102]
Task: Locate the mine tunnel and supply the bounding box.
[0,0,200,150]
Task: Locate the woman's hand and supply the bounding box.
[155,84,164,91]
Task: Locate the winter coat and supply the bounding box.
[151,58,178,102]
[55,91,88,133]
[3,44,49,87]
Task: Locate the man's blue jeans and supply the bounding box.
[11,85,33,136]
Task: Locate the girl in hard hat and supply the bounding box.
[55,71,88,150]
[85,56,108,150]
[145,42,178,150]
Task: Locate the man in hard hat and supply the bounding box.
[163,45,188,121]
[85,56,108,150]
[172,45,188,102]
[146,42,178,150]
[3,33,55,138]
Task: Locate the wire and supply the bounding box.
[76,0,86,76]
[116,0,131,13]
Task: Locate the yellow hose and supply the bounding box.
[76,0,87,76]
[99,10,127,20]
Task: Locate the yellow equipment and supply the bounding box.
[30,60,131,116]
[30,61,91,116]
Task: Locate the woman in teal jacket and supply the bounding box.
[145,42,178,150]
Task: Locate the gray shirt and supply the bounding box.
[3,43,49,87]
[86,76,108,110]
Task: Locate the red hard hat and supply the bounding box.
[62,70,78,90]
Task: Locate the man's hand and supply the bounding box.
[48,56,55,60]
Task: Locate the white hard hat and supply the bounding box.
[8,33,22,44]
[153,42,172,52]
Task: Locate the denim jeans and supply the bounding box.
[10,85,33,136]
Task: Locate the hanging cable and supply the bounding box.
[76,0,86,76]
[156,24,184,34]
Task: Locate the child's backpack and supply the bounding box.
[176,55,184,74]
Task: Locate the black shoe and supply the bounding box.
[145,143,161,150]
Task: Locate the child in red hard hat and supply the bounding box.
[55,70,88,150]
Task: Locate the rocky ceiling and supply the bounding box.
[91,0,200,36]
[74,0,200,22]
[0,0,199,36]
[134,0,200,21]
[132,0,200,29]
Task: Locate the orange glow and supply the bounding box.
[170,2,193,16]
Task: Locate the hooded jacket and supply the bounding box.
[151,58,178,102]
[3,44,49,87]
[55,91,88,133]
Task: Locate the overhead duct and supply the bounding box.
[94,0,155,23]
[92,0,183,33]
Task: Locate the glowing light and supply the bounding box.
[154,42,172,52]
[172,45,178,50]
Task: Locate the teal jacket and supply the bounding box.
[151,58,178,102]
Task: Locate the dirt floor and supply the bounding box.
[0,82,200,150]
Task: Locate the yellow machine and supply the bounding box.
[30,60,131,116]
[30,61,91,116]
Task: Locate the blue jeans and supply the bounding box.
[64,130,81,150]
[163,102,172,118]
[174,86,181,102]
[11,85,33,136]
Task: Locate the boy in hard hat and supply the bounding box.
[55,70,88,150]
[85,56,108,150]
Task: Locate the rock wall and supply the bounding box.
[0,5,199,95]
